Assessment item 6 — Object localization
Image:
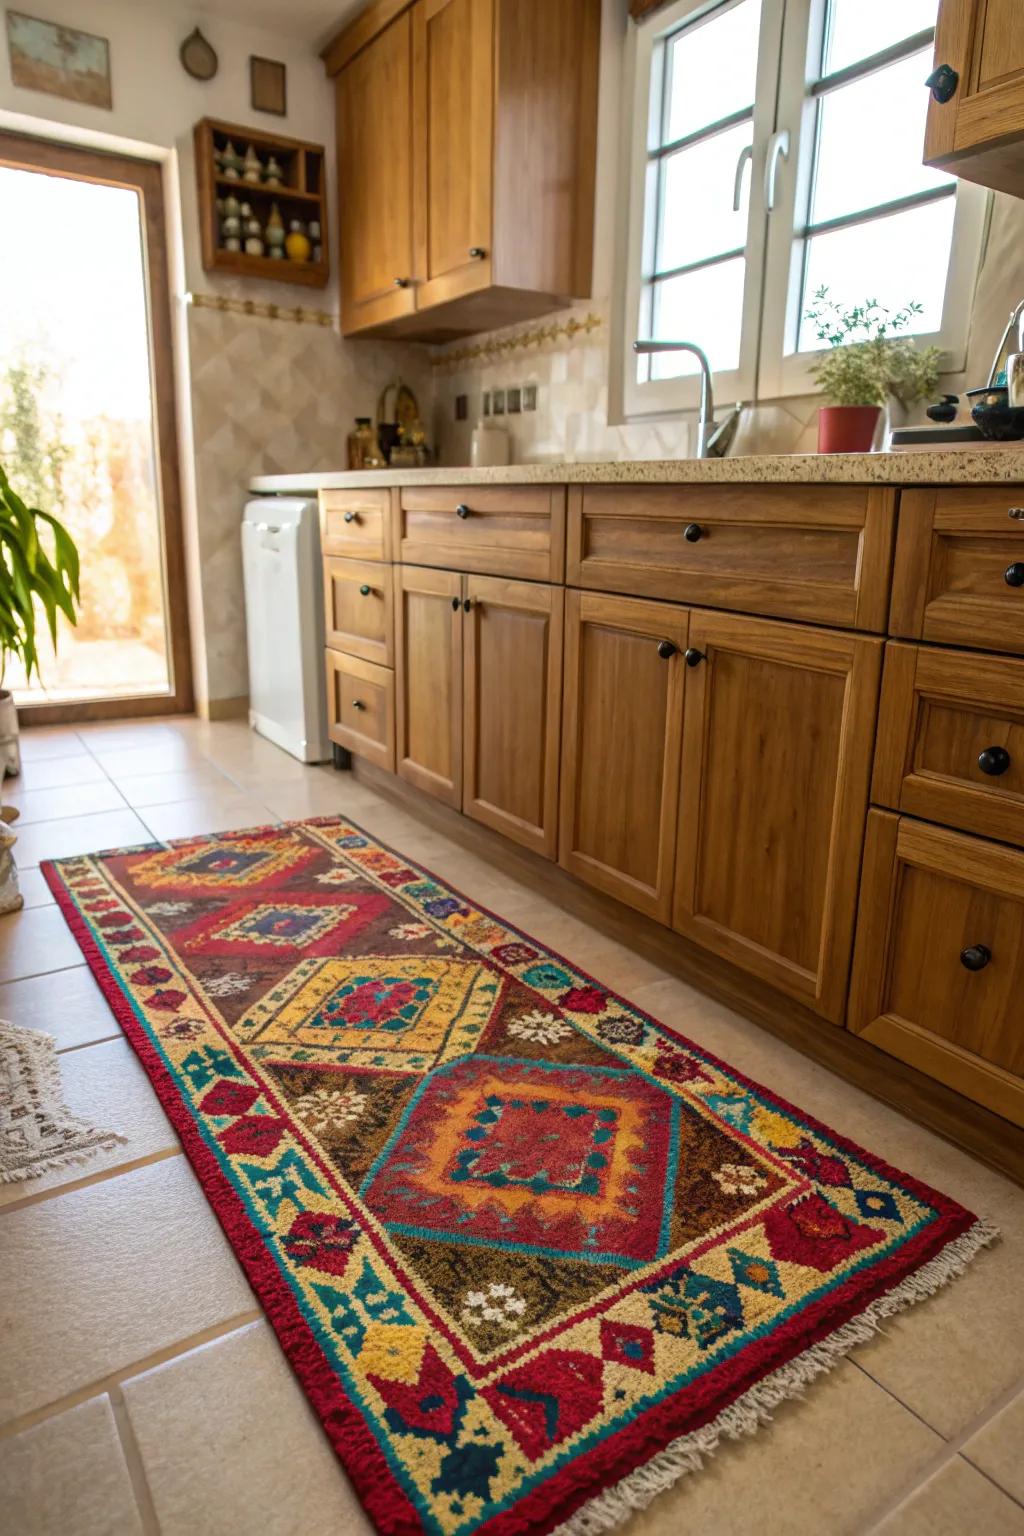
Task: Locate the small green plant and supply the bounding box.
[804,288,941,409]
[0,461,80,690]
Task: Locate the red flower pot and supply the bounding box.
[817,404,882,454]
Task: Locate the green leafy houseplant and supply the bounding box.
[0,460,80,694]
[804,289,942,454]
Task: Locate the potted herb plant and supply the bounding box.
[0,462,80,778]
[804,289,942,454]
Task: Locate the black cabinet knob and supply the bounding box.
[1005,562,1024,588]
[684,647,706,667]
[463,598,473,612]
[926,63,959,103]
[468,247,486,259]
[351,698,366,711]
[683,523,704,543]
[978,746,1011,777]
[657,639,677,659]
[343,510,358,524]
[359,584,371,596]
[456,503,471,519]
[960,944,992,972]
[451,596,460,611]
[393,276,409,288]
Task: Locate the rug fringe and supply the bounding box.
[0,1133,128,1184]
[556,1217,1000,1536]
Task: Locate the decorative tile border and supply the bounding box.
[187,291,336,328]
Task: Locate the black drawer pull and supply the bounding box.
[343,510,358,524]
[960,944,991,972]
[451,596,461,611]
[463,598,473,612]
[1006,562,1024,588]
[359,584,371,596]
[684,647,706,667]
[351,698,366,711]
[683,523,704,543]
[978,746,1011,777]
[657,639,676,659]
[456,503,471,519]
[468,247,486,259]
[926,63,959,103]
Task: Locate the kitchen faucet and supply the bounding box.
[633,339,716,458]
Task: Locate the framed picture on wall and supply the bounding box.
[250,55,286,117]
[6,11,112,109]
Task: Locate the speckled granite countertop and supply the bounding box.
[250,447,1024,494]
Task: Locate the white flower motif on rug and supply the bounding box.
[507,1010,573,1045]
[146,901,194,918]
[712,1162,768,1196]
[292,1085,368,1135]
[315,867,359,886]
[462,1282,528,1334]
[204,972,255,998]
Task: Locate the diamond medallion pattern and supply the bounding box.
[41,816,993,1536]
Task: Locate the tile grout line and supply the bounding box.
[0,1310,266,1442]
[857,1370,1024,1531]
[108,1384,162,1536]
[0,1148,183,1217]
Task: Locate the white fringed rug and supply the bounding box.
[0,1019,125,1183]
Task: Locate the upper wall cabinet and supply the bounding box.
[324,0,600,339]
[924,0,1024,196]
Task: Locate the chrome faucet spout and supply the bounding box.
[633,339,715,458]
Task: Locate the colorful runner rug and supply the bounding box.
[43,817,995,1536]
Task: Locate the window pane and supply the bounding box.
[647,258,745,376]
[657,121,752,272]
[797,197,955,351]
[824,0,937,75]
[664,0,762,144]
[811,52,954,224]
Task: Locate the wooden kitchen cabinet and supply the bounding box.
[850,812,1024,1126]
[560,591,688,922]
[462,576,564,857]
[326,649,395,771]
[672,613,882,1022]
[924,0,1024,196]
[325,0,600,339]
[394,565,463,806]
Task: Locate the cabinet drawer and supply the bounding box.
[320,489,393,561]
[325,649,395,771]
[323,558,393,666]
[874,643,1024,847]
[567,485,895,630]
[397,486,566,581]
[850,812,1024,1126]
[891,489,1024,654]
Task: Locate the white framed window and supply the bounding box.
[621,0,990,419]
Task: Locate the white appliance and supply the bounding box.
[241,497,330,763]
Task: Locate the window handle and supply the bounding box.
[733,144,753,213]
[763,129,789,213]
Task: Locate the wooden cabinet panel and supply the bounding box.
[337,12,417,333]
[559,591,688,921]
[567,485,895,630]
[874,642,1024,846]
[925,0,1024,197]
[319,489,393,561]
[891,488,1024,654]
[397,485,566,581]
[394,564,463,806]
[412,0,493,309]
[673,613,882,1021]
[326,649,395,771]
[462,576,563,857]
[850,812,1024,1126]
[323,558,394,666]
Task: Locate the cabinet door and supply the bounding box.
[337,13,417,333]
[559,591,688,922]
[925,0,1024,195]
[850,812,1024,1127]
[326,649,395,772]
[395,565,463,806]
[462,576,563,858]
[412,0,494,309]
[673,612,882,1021]
[323,558,393,666]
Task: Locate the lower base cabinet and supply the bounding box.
[395,565,464,807]
[850,811,1024,1126]
[326,648,395,771]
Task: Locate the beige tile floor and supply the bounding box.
[0,716,1022,1536]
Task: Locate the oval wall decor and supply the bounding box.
[180,27,218,82]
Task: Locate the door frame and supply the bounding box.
[0,130,193,723]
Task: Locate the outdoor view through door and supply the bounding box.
[0,134,190,718]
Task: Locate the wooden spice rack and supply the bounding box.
[194,117,329,289]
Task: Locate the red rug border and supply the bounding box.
[41,816,979,1536]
